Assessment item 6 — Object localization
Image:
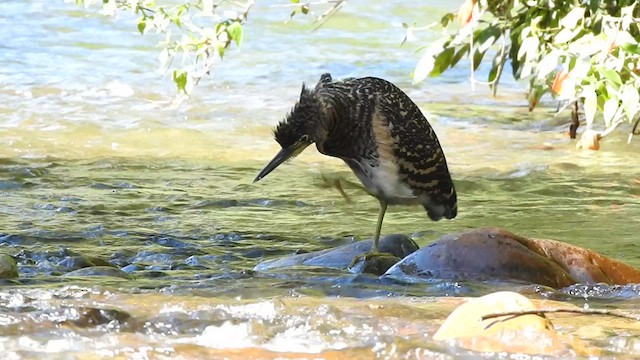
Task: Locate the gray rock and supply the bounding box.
[255,234,418,273]
[63,266,132,279]
[383,228,575,288]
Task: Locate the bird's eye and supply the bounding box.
[300,135,309,142]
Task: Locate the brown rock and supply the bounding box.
[576,129,601,150]
[516,237,640,284]
[385,228,640,287]
[433,291,599,356]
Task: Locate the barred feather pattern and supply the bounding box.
[278,74,457,220]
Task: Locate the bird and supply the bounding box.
[254,73,457,263]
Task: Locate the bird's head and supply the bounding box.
[254,83,326,183]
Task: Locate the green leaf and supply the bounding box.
[431,47,456,77]
[601,69,622,85]
[227,22,243,47]
[413,38,449,83]
[620,43,640,55]
[290,0,299,3]
[173,70,188,93]
[472,49,485,71]
[440,13,455,28]
[450,43,471,68]
[475,26,501,53]
[137,19,146,34]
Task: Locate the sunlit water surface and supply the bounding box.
[2,0,640,358]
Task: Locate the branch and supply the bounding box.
[481,308,639,328]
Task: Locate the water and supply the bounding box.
[2,0,640,357]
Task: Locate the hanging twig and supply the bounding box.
[313,0,347,31]
[481,308,639,328]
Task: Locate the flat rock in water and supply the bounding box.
[63,266,132,279]
[254,234,418,274]
[384,228,640,288]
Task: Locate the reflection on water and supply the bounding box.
[2,0,640,357]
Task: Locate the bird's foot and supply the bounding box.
[347,251,401,276]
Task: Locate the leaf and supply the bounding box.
[603,97,618,126]
[475,26,501,53]
[440,13,455,28]
[620,42,640,55]
[472,49,485,71]
[450,43,471,68]
[137,19,146,34]
[517,36,538,61]
[554,28,579,44]
[622,85,640,118]
[227,22,243,47]
[536,50,558,79]
[551,70,569,95]
[559,7,585,29]
[583,86,597,129]
[290,0,299,3]
[173,70,188,93]
[456,0,475,25]
[158,48,170,69]
[431,47,456,77]
[413,38,449,83]
[601,69,622,85]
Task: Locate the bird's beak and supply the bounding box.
[254,142,310,183]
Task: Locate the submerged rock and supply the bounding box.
[60,306,132,328]
[56,255,112,270]
[63,266,132,279]
[254,234,418,275]
[434,291,599,356]
[385,228,640,288]
[0,255,18,279]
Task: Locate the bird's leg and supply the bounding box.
[371,200,388,253]
[348,200,399,274]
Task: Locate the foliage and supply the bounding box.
[414,0,640,139]
[68,0,252,98]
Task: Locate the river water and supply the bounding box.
[2,0,640,358]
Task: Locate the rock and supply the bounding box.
[515,237,640,285]
[0,254,18,279]
[385,228,576,288]
[433,291,599,356]
[56,255,111,270]
[63,266,132,279]
[63,306,132,328]
[348,253,402,276]
[576,129,601,150]
[254,234,418,274]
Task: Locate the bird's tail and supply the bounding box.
[423,195,457,221]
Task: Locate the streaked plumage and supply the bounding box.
[255,73,456,255]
